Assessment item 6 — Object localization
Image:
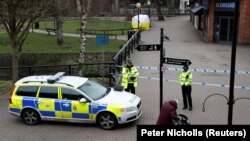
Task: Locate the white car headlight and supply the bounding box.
[124,107,137,112]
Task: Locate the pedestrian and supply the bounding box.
[121,60,139,94]
[179,65,193,111]
[156,99,181,125]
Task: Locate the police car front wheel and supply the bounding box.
[21,109,40,125]
[97,112,117,130]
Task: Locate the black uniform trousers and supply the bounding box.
[125,83,135,94]
[181,85,192,109]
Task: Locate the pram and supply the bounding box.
[172,114,190,125]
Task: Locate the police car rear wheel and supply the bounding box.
[21,109,40,125]
[98,112,117,130]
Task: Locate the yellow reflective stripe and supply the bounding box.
[58,87,62,99]
[71,101,89,113]
[106,104,126,117]
[38,99,55,111]
[55,111,62,117]
[89,113,95,120]
[9,96,23,109]
[61,112,72,118]
[12,95,23,108]
[36,86,41,97]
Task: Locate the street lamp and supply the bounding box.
[147,0,151,27]
[136,2,141,30]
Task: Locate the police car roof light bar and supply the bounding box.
[47,72,66,83]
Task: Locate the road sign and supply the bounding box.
[163,57,192,66]
[137,44,161,51]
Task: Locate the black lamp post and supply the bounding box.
[136,2,141,30]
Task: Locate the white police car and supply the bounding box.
[8,72,142,130]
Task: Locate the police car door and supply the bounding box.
[36,86,62,118]
[60,87,91,121]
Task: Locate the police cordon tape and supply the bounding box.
[115,65,250,74]
[111,73,250,90]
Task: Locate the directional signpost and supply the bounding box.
[163,57,192,66]
[136,28,192,111]
[137,44,161,51]
[135,30,163,111]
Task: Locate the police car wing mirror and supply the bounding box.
[79,98,87,103]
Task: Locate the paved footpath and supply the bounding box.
[132,15,250,125]
[0,16,249,141]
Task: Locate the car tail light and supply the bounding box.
[8,86,15,104]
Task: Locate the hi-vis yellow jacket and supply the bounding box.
[179,71,193,86]
[121,66,139,89]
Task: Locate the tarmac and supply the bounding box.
[130,15,250,125]
[32,15,250,125]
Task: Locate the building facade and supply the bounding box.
[190,0,250,44]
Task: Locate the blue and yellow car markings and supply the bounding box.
[23,97,37,108]
[9,86,126,122]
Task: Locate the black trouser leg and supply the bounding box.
[126,83,135,94]
[125,86,130,92]
[186,86,192,108]
[182,86,188,108]
[131,86,135,94]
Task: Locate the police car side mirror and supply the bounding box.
[79,98,87,103]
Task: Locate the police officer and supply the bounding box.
[121,60,139,94]
[179,65,193,111]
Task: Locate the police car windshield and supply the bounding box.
[78,80,108,100]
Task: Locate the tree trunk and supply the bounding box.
[11,44,20,83]
[56,16,64,47]
[78,15,87,76]
[167,0,175,16]
[0,0,54,83]
[76,0,92,76]
[56,0,64,47]
[156,0,164,21]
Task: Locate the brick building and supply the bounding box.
[190,0,250,44]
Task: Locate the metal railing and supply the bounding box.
[113,29,140,66]
[0,62,117,86]
[0,30,140,86]
[111,29,140,85]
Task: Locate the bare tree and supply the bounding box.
[76,0,92,76]
[167,0,175,16]
[46,0,73,47]
[55,0,64,47]
[0,0,54,82]
[54,0,72,47]
[155,0,164,21]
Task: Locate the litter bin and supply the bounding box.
[128,30,135,40]
[34,22,39,29]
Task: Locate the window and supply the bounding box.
[61,88,83,101]
[16,86,38,97]
[38,86,58,99]
[78,80,108,100]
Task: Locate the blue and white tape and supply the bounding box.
[117,65,250,74]
[112,73,250,90]
[140,76,250,90]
